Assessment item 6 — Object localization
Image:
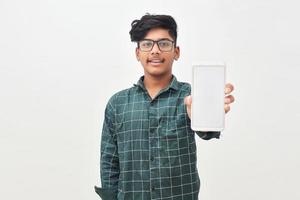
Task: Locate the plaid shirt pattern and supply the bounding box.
[95,75,220,200]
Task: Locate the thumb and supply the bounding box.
[184,95,192,106]
[184,95,192,119]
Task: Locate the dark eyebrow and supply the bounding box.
[142,38,174,42]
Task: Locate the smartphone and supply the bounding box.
[191,63,226,132]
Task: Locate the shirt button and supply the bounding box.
[150,156,154,161]
[151,186,155,191]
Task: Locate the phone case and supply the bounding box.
[191,63,226,132]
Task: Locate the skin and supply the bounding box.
[135,28,235,118]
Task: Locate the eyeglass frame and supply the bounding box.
[137,38,175,52]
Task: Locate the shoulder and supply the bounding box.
[106,85,138,107]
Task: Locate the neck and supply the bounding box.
[143,73,173,99]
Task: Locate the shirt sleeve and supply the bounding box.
[195,131,221,140]
[94,100,119,200]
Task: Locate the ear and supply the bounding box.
[135,47,140,61]
[174,46,180,61]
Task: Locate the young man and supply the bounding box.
[95,14,235,200]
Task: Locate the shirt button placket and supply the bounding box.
[149,101,159,199]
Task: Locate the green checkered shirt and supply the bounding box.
[95,75,220,200]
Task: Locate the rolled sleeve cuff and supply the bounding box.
[195,131,221,140]
[94,186,117,200]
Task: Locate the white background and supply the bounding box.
[1,0,300,199]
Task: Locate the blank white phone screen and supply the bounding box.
[191,64,226,131]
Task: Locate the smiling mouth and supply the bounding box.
[147,58,165,65]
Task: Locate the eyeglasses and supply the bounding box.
[138,39,175,52]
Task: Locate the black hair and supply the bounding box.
[129,14,178,44]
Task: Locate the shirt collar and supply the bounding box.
[133,74,179,91]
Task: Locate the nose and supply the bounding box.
[150,42,161,54]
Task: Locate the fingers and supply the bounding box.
[224,84,234,114]
[225,83,234,94]
[224,104,230,113]
[224,95,235,104]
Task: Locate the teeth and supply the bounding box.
[150,60,162,63]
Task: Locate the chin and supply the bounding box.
[146,69,170,77]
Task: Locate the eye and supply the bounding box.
[140,41,153,48]
[159,40,172,47]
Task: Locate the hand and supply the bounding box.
[184,83,235,119]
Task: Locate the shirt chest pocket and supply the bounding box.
[159,114,193,165]
[160,114,192,147]
[162,113,190,139]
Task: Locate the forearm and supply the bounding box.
[100,150,120,189]
[95,100,119,199]
[95,140,120,200]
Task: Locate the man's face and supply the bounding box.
[135,28,180,78]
